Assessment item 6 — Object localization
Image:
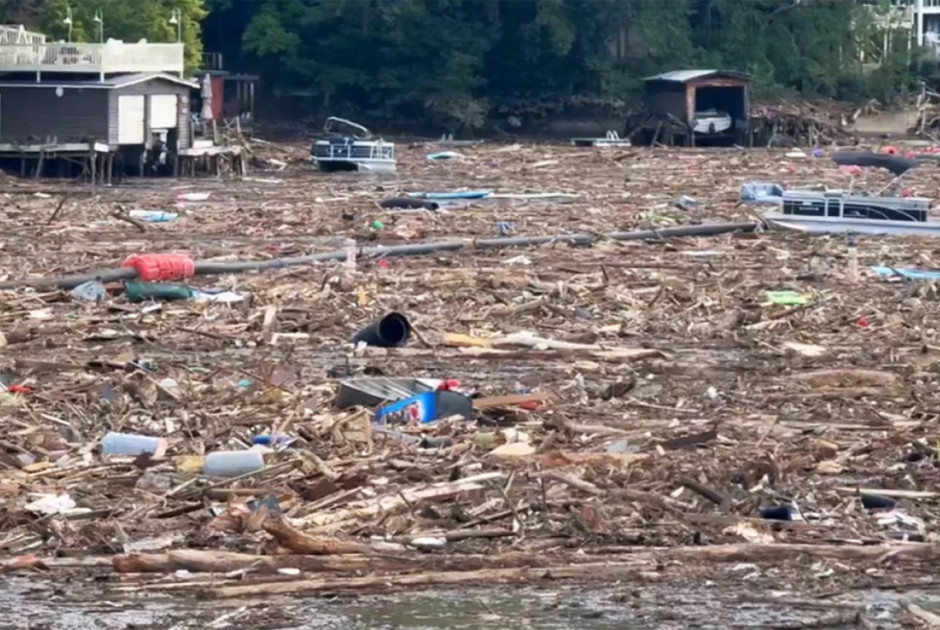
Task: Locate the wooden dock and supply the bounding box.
[175,145,247,177]
[0,141,115,184]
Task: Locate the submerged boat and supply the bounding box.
[571,130,632,148]
[310,117,396,173]
[762,151,940,237]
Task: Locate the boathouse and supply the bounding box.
[628,69,750,147]
[0,24,197,180]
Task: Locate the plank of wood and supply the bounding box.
[472,392,552,409]
[834,487,938,499]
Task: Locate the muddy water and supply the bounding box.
[4,577,939,629]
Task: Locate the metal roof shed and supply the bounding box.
[643,69,750,129]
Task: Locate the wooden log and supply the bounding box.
[113,553,175,573]
[111,549,577,576]
[299,472,503,531]
[60,541,940,584]
[264,517,373,555]
[182,541,940,598]
[113,551,375,574]
[169,562,651,598]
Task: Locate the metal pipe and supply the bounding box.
[0,222,757,291]
[917,0,925,49]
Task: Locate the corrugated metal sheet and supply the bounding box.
[644,70,748,83]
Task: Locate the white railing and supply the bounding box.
[0,25,45,46]
[865,5,915,29]
[0,42,184,76]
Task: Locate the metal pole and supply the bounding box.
[917,0,925,48]
[0,222,758,291]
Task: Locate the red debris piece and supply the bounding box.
[122,253,195,282]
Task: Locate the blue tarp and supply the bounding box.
[871,266,940,280]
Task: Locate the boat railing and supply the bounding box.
[313,140,395,162]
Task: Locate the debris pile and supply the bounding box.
[750,99,855,147]
[0,142,939,608]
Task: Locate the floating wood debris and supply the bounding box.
[0,138,939,621]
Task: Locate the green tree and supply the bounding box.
[242,0,494,127]
[215,0,926,125]
[0,0,45,24]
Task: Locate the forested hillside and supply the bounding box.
[0,0,926,127]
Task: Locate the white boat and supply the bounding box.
[762,151,940,238]
[310,117,396,173]
[691,109,732,135]
[763,213,940,237]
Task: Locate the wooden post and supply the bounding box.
[651,122,663,146]
[35,149,44,179]
[89,144,96,186]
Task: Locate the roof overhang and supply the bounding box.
[0,72,199,90]
[644,70,750,84]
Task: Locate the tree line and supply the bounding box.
[1,0,926,128]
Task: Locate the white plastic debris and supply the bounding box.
[427,150,462,161]
[192,290,249,304]
[876,510,925,533]
[177,192,211,202]
[504,254,532,266]
[123,536,177,553]
[409,537,447,550]
[344,238,357,271]
[489,442,536,458]
[25,493,82,516]
[500,428,531,444]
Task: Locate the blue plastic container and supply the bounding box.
[203,450,265,477]
[101,432,163,456]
